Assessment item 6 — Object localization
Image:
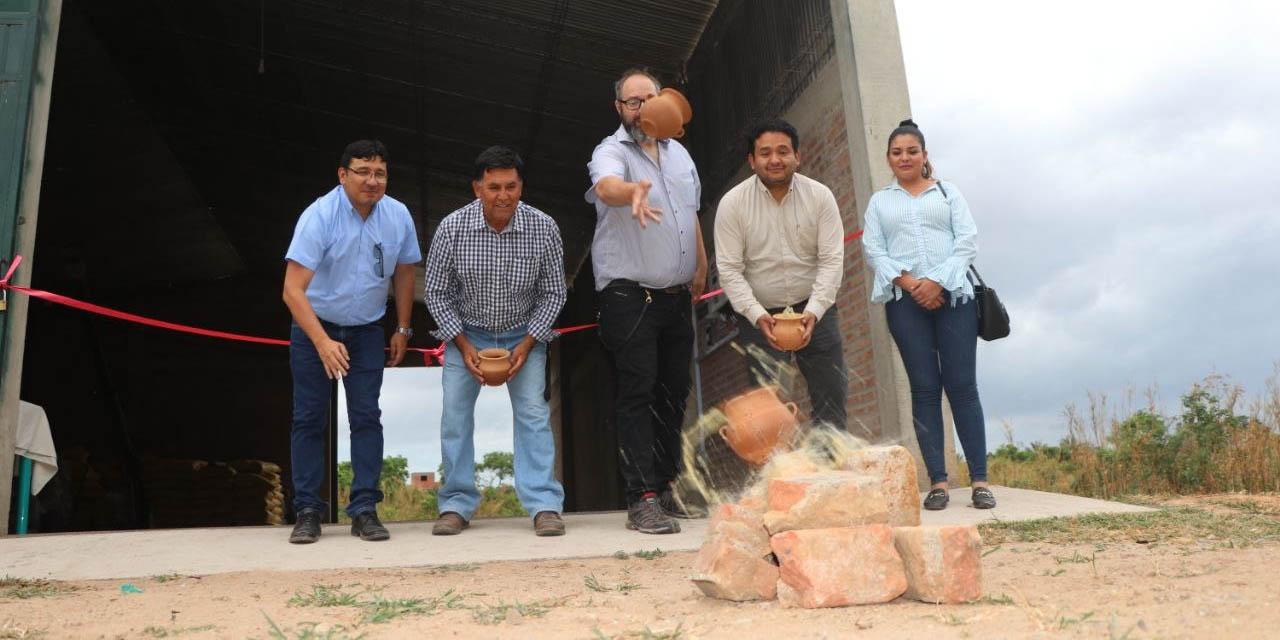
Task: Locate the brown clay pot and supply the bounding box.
[719,386,800,465]
[477,348,511,386]
[661,87,692,123]
[638,89,689,139]
[771,310,806,351]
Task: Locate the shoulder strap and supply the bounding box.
[935,180,947,198]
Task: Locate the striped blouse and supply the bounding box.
[861,179,977,304]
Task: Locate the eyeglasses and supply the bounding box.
[345,166,388,182]
[617,97,648,111]
[373,242,384,278]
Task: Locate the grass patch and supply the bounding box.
[150,573,188,584]
[288,584,361,608]
[259,613,365,640]
[584,573,640,593]
[0,577,73,600]
[969,593,1015,605]
[471,599,561,625]
[141,624,216,637]
[632,548,666,560]
[612,551,630,560]
[978,506,1280,546]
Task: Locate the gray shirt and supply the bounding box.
[585,125,701,291]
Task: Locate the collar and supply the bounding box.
[336,185,381,221]
[886,178,942,195]
[466,199,526,233]
[751,174,796,196]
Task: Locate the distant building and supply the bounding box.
[411,472,439,490]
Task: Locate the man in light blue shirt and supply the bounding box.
[586,67,707,535]
[282,140,422,544]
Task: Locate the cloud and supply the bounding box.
[897,0,1280,444]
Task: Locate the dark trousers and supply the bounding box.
[598,286,693,503]
[885,292,987,484]
[735,302,848,429]
[289,321,385,517]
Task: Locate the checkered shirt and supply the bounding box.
[424,199,567,343]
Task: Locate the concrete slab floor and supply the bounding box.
[1,487,1153,581]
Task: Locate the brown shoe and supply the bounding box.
[432,511,469,536]
[533,511,565,537]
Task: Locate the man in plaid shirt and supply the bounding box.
[424,146,568,537]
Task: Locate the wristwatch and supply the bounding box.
[395,326,414,339]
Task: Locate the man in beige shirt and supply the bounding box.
[713,119,848,429]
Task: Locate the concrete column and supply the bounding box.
[828,0,958,489]
[0,0,62,534]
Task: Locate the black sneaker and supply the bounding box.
[289,509,322,544]
[972,486,997,509]
[923,488,950,511]
[350,511,390,541]
[626,496,680,534]
[658,488,700,519]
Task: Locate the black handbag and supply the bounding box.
[967,265,1010,341]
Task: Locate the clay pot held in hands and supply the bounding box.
[719,386,800,465]
[771,309,806,351]
[638,88,693,140]
[477,348,511,386]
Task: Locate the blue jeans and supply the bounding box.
[885,293,987,484]
[290,321,385,517]
[438,326,564,520]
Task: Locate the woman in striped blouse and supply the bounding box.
[861,119,995,511]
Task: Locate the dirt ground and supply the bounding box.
[3,495,1279,639]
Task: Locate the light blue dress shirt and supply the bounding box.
[585,125,701,291]
[862,179,977,304]
[285,186,422,326]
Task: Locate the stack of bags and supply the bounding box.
[142,458,284,527]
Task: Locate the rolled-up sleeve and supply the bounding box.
[924,183,978,294]
[528,223,568,342]
[861,195,912,303]
[714,191,767,325]
[805,188,845,322]
[423,224,465,342]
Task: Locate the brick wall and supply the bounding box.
[695,59,883,440]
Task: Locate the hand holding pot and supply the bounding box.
[506,336,536,382]
[798,311,817,350]
[454,336,484,383]
[755,313,781,350]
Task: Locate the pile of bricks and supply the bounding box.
[690,445,983,607]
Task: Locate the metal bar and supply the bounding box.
[15,455,31,534]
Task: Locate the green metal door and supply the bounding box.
[0,0,43,375]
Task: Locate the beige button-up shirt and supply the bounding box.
[713,172,844,325]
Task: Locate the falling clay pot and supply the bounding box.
[477,348,511,386]
[771,308,806,351]
[638,88,692,139]
[719,386,800,465]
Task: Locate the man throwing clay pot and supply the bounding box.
[586,67,708,534]
[714,119,849,430]
[424,145,568,537]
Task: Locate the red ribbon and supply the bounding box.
[0,230,865,365]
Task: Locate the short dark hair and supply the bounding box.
[614,67,662,100]
[472,145,524,182]
[340,139,389,168]
[746,119,800,156]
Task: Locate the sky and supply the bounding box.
[344,0,1280,473]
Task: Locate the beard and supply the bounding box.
[625,120,652,144]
